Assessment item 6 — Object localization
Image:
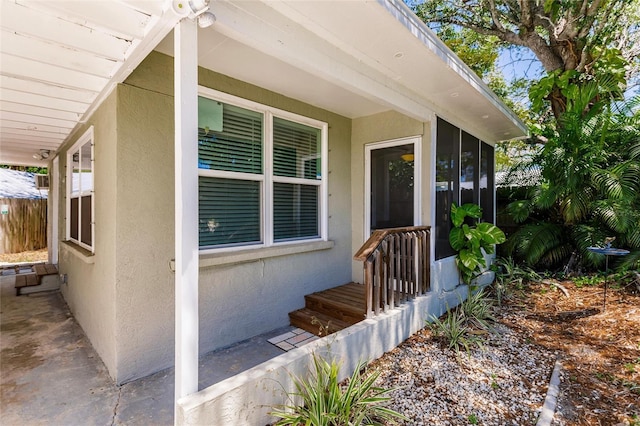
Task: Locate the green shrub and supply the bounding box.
[270,354,407,426]
[428,308,481,354]
[459,289,495,330]
[491,257,541,304]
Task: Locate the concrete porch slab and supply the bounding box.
[0,275,288,425]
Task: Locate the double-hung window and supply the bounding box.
[67,127,94,252]
[197,89,327,251]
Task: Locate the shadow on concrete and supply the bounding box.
[0,274,287,425]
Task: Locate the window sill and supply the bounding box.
[198,240,334,269]
[61,241,95,264]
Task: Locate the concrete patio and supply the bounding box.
[0,272,289,425]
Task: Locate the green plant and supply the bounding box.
[573,274,606,288]
[459,289,495,330]
[427,290,498,354]
[491,257,540,304]
[270,355,407,426]
[428,308,478,354]
[468,413,479,424]
[505,82,640,271]
[449,203,506,285]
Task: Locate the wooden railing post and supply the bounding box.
[354,226,431,318]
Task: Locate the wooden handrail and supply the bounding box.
[353,226,431,318]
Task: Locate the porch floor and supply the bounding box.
[0,273,298,425]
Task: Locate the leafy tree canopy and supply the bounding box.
[414,0,640,120]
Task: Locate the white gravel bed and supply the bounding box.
[371,323,558,425]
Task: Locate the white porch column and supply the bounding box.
[174,17,199,416]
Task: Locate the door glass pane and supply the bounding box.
[199,177,261,248]
[370,144,414,231]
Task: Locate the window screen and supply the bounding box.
[435,118,460,260]
[481,142,495,224]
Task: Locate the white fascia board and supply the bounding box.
[378,0,528,137]
[72,2,182,136]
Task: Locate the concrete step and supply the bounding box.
[16,264,60,296]
[18,274,60,295]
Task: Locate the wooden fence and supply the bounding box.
[0,198,47,254]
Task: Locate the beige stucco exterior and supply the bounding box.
[53,48,502,384]
[349,111,434,282]
[55,52,355,383]
[57,91,119,377]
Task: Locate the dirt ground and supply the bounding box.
[499,276,640,425]
[0,249,48,264]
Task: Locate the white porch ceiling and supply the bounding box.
[0,0,176,167]
[158,0,526,144]
[0,0,526,168]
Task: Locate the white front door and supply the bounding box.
[365,137,421,236]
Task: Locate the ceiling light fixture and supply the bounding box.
[33,149,50,161]
[198,11,216,28]
[173,0,211,17]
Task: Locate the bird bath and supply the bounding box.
[587,243,630,311]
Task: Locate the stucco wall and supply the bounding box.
[350,111,431,282]
[57,92,118,379]
[114,83,176,382]
[110,51,353,382]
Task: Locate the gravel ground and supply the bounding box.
[370,321,558,425]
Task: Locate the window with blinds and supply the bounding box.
[197,92,326,251]
[67,127,94,251]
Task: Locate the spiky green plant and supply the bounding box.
[459,289,495,330]
[428,308,480,354]
[270,355,407,426]
[505,80,640,270]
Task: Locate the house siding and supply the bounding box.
[56,91,119,380]
[65,51,353,383]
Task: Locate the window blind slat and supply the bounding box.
[198,101,263,174]
[273,183,318,241]
[273,117,320,179]
[199,177,261,248]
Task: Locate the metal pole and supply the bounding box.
[603,255,608,312]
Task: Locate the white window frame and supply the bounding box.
[66,126,95,253]
[198,87,329,254]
